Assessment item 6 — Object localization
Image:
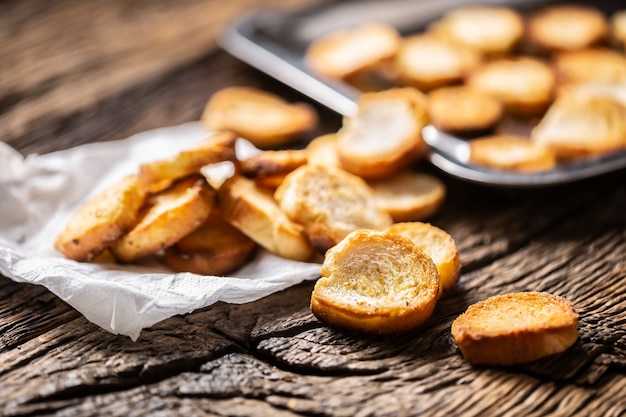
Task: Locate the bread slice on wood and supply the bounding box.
[451,292,579,365]
[368,171,446,222]
[111,174,215,262]
[386,222,460,294]
[163,208,256,275]
[201,86,318,149]
[217,175,314,262]
[526,5,608,53]
[469,135,557,172]
[305,23,401,80]
[274,164,393,253]
[531,95,626,160]
[337,87,429,179]
[311,229,440,334]
[55,174,147,262]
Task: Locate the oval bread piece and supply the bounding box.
[368,171,446,222]
[217,175,314,262]
[311,229,440,334]
[139,131,237,193]
[469,135,557,172]
[305,23,401,80]
[386,222,460,294]
[306,133,341,167]
[553,48,626,86]
[54,174,147,262]
[430,6,524,55]
[466,57,556,117]
[163,208,256,275]
[274,164,393,253]
[201,87,318,149]
[111,174,215,263]
[427,85,503,137]
[531,95,626,160]
[451,292,579,366]
[526,5,608,53]
[337,87,429,179]
[240,149,308,189]
[395,34,482,91]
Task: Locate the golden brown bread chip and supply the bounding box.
[139,131,237,193]
[469,135,557,173]
[111,174,215,263]
[305,133,341,167]
[239,149,308,189]
[531,95,626,160]
[451,292,578,365]
[163,208,256,275]
[274,164,393,253]
[553,48,626,86]
[395,34,482,91]
[466,57,556,117]
[612,10,626,49]
[305,23,401,80]
[217,175,314,262]
[429,6,524,55]
[55,174,147,262]
[386,222,460,295]
[526,5,608,53]
[201,87,318,149]
[311,229,440,334]
[337,87,429,179]
[368,171,446,222]
[427,85,503,136]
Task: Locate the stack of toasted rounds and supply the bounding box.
[310,229,440,334]
[452,292,579,365]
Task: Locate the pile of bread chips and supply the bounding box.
[307,3,626,172]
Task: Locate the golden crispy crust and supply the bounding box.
[368,171,446,222]
[427,85,503,136]
[201,87,318,149]
[54,174,147,262]
[527,5,608,53]
[274,164,393,253]
[386,222,460,294]
[553,48,626,86]
[311,229,440,334]
[306,133,341,167]
[469,135,557,172]
[337,87,429,179]
[451,292,578,365]
[111,174,215,263]
[163,208,256,276]
[217,175,314,262]
[239,149,308,187]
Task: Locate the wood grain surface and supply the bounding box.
[1,0,625,416]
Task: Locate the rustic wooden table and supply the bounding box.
[1,0,625,416]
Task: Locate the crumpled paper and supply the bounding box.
[0,122,322,340]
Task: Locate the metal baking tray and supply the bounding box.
[218,0,626,187]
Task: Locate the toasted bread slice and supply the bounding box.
[305,23,401,80]
[111,174,215,262]
[429,6,524,55]
[386,222,460,294]
[553,48,626,86]
[466,57,556,117]
[469,135,557,172]
[201,87,318,149]
[395,34,482,91]
[368,171,446,222]
[55,174,147,262]
[274,164,393,253]
[337,87,429,179]
[306,133,341,167]
[310,229,440,334]
[239,149,308,189]
[427,85,503,136]
[139,131,237,193]
[612,10,626,49]
[451,292,578,365]
[217,175,314,261]
[531,95,626,159]
[163,208,256,275]
[527,5,608,53]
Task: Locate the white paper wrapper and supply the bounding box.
[0,122,321,340]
